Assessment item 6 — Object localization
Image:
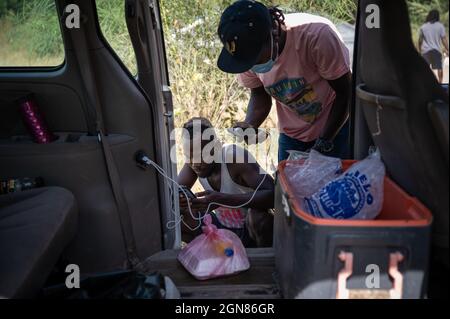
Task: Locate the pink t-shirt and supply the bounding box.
[238,13,350,142]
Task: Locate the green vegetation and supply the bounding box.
[0,0,64,66]
[159,0,357,129]
[408,0,449,45]
[0,0,447,129]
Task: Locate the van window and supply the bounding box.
[0,0,65,67]
[96,0,138,75]
[408,0,449,84]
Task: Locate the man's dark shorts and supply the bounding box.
[423,49,443,70]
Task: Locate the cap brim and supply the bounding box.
[217,48,259,74]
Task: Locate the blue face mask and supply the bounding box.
[251,33,278,74]
[251,59,276,74]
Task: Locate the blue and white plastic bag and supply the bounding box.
[303,150,385,220]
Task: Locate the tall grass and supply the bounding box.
[159,0,358,130]
[96,0,138,75]
[0,0,447,126]
[1,0,64,65]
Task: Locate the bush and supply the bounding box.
[0,0,23,18]
[160,0,358,129]
[0,0,447,126]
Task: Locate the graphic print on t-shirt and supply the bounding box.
[265,77,323,124]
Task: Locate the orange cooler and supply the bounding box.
[274,160,433,299]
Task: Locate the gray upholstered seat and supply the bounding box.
[0,187,78,298]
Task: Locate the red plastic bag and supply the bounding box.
[177,215,250,280]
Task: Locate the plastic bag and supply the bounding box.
[285,150,343,198]
[178,215,250,280]
[303,149,386,220]
[286,150,310,161]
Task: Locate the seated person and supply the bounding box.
[177,117,274,247]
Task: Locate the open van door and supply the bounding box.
[353,0,449,298]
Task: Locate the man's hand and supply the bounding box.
[233,121,254,130]
[178,195,192,214]
[231,121,268,144]
[191,190,227,213]
[179,194,207,231]
[311,138,334,155]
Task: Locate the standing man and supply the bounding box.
[217,0,352,161]
[419,9,449,84]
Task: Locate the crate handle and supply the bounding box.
[388,252,404,299]
[336,251,404,299]
[336,251,353,299]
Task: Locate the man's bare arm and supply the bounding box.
[320,71,352,141]
[192,147,275,210]
[177,164,198,188]
[238,86,272,129]
[442,35,449,55]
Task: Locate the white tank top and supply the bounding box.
[199,144,254,229]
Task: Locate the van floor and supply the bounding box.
[142,248,281,299]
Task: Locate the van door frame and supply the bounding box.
[125,0,181,249]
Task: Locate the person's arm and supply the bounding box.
[442,35,449,55]
[418,31,424,52]
[239,86,272,129]
[307,24,351,151]
[318,71,352,141]
[177,163,197,188]
[192,148,274,211]
[177,164,197,210]
[177,164,201,232]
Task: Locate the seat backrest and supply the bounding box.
[356,0,449,256]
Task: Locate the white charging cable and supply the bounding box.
[137,130,273,232]
[141,156,268,231]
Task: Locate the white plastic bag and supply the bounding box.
[285,150,343,198]
[303,149,385,220]
[286,150,310,161]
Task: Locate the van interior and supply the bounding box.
[0,0,448,299]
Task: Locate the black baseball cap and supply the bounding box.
[217,0,272,74]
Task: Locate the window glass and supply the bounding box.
[0,0,65,67]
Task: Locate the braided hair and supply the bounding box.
[268,6,285,36]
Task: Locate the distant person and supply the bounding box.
[419,9,449,83]
[177,117,274,247]
[216,1,352,161]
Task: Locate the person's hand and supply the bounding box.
[231,121,267,144]
[311,138,334,155]
[191,190,226,213]
[179,194,205,230]
[178,194,191,214]
[233,121,254,130]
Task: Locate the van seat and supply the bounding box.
[0,187,78,298]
